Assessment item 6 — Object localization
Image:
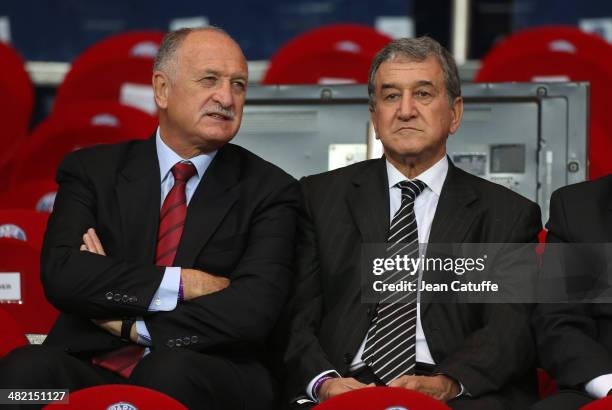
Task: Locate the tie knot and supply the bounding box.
[396,179,426,199]
[171,162,196,183]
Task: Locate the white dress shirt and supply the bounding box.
[135,128,217,344]
[307,156,449,400]
[586,374,612,399]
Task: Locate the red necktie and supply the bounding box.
[92,162,196,378]
[155,162,197,266]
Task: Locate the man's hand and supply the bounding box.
[92,319,138,343]
[388,374,460,402]
[318,377,371,402]
[80,228,106,255]
[181,268,230,300]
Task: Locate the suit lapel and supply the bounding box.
[346,159,390,244]
[429,159,479,243]
[116,136,161,264]
[173,145,240,267]
[345,159,389,327]
[422,159,479,315]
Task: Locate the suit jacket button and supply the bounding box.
[166,340,174,348]
[122,295,129,303]
[183,336,190,346]
[129,296,137,304]
[175,338,182,347]
[113,293,121,302]
[105,292,113,300]
[343,353,353,364]
[191,336,198,344]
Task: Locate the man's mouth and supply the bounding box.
[207,112,230,120]
[396,126,422,132]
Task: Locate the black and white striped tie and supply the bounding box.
[362,179,426,384]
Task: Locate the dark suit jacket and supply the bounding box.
[41,136,300,365]
[533,174,612,388]
[284,157,542,408]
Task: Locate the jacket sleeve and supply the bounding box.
[532,189,612,387]
[283,178,339,399]
[436,201,542,396]
[143,178,301,352]
[41,151,164,319]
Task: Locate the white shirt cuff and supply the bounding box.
[457,381,468,397]
[585,373,612,399]
[147,266,181,311]
[306,370,341,401]
[135,318,152,346]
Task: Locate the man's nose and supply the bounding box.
[212,80,234,109]
[397,94,417,119]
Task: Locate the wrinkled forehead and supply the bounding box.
[375,55,444,89]
[178,31,248,76]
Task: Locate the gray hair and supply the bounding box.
[153,26,229,79]
[367,36,461,109]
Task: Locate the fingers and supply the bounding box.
[342,378,368,389]
[320,378,354,402]
[82,231,95,252]
[389,375,420,389]
[87,228,106,255]
[81,228,106,255]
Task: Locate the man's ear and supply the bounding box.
[369,105,380,140]
[449,96,464,135]
[152,71,171,110]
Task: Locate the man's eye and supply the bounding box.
[384,93,399,101]
[201,76,217,84]
[232,81,246,91]
[415,90,431,98]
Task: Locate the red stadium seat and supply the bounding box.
[580,396,612,409]
[0,306,28,357]
[54,31,164,115]
[263,24,392,84]
[43,385,187,410]
[313,387,451,409]
[9,102,154,187]
[0,210,49,251]
[67,31,164,76]
[0,180,58,212]
[475,26,612,180]
[49,101,157,135]
[0,42,35,190]
[0,238,58,334]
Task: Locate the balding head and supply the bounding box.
[154,27,246,83]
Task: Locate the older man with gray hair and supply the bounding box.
[0,27,300,410]
[283,36,541,409]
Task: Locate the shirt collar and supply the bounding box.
[155,127,217,182]
[386,155,448,197]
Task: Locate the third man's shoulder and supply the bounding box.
[550,174,612,204]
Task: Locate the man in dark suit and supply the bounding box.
[532,174,612,409]
[283,36,542,409]
[0,27,299,410]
